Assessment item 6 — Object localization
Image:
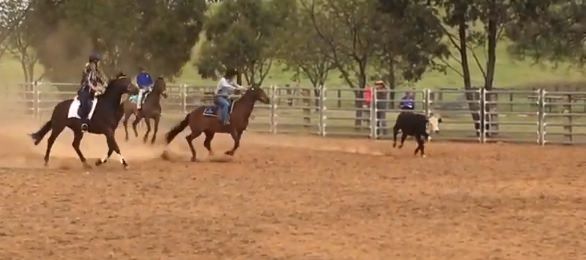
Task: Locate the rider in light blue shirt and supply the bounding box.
[136,67,154,110]
[215,68,246,125]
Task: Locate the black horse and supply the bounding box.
[30,73,139,169]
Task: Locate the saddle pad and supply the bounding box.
[68,96,98,119]
[129,95,139,104]
[202,100,236,117]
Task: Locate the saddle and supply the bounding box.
[129,89,151,105]
[203,96,238,117]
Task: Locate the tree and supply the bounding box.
[301,0,380,127]
[507,0,585,67]
[196,0,296,86]
[380,0,518,135]
[373,1,448,106]
[274,5,335,101]
[0,0,38,82]
[0,0,31,59]
[27,0,207,82]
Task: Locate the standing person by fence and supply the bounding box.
[362,84,373,126]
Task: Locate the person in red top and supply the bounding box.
[363,85,373,108]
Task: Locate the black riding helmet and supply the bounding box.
[89,52,101,63]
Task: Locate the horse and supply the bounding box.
[30,73,139,169]
[164,86,270,162]
[392,112,442,157]
[121,77,168,143]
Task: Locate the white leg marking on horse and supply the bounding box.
[100,155,109,163]
[116,152,125,164]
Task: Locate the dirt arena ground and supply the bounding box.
[0,119,585,259]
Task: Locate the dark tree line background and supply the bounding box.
[0,0,583,90]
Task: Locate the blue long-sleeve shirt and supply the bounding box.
[400,97,415,110]
[136,72,154,89]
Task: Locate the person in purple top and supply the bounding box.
[136,66,154,110]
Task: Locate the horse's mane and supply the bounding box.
[108,72,128,85]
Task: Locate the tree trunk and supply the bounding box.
[456,13,482,136]
[388,57,397,109]
[484,0,499,137]
[354,65,367,129]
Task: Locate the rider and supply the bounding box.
[399,91,415,111]
[214,68,246,125]
[78,51,106,131]
[136,66,154,110]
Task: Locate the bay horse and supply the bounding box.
[164,86,270,161]
[121,77,167,143]
[30,73,139,169]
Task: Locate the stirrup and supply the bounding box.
[81,123,89,131]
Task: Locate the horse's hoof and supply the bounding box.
[190,157,197,162]
[95,159,105,166]
[82,163,92,170]
[161,151,171,161]
[225,151,234,156]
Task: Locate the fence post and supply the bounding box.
[538,89,546,145]
[270,84,277,134]
[424,88,431,116]
[480,88,486,143]
[371,88,377,139]
[181,84,187,114]
[34,81,40,119]
[319,84,327,136]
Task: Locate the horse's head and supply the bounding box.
[428,112,442,134]
[246,84,270,104]
[108,72,139,96]
[153,77,168,98]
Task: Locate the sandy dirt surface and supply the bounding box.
[0,118,585,259]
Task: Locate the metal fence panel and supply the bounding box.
[11,81,586,145]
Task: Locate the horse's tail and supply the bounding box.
[30,120,52,146]
[165,113,190,144]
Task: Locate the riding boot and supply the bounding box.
[81,121,89,131]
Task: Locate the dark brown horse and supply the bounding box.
[30,73,139,169]
[121,77,167,143]
[164,86,270,161]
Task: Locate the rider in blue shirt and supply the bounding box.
[399,91,415,111]
[214,68,246,125]
[136,67,154,110]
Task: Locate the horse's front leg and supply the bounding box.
[96,133,114,166]
[225,129,243,156]
[143,118,151,143]
[151,116,160,144]
[123,111,132,141]
[105,130,128,169]
[72,129,91,169]
[132,114,142,138]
